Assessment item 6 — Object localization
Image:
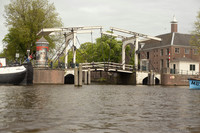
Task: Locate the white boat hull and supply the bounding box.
[0,66,27,85]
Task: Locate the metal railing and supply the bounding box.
[81,62,134,72]
[162,68,200,75]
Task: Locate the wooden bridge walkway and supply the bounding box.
[81,62,134,73]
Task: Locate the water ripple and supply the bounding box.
[0,85,199,133]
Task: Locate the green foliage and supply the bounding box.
[129,48,135,66]
[67,50,73,65]
[191,10,200,50]
[75,35,123,63]
[48,34,135,67]
[2,0,62,61]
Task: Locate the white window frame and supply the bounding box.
[175,48,180,54]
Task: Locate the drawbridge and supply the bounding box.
[37,26,162,85]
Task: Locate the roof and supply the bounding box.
[37,37,48,43]
[141,32,192,50]
[173,33,192,46]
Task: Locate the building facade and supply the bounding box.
[139,17,200,74]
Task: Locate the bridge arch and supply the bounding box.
[155,77,160,85]
[64,69,75,84]
[123,42,135,64]
[136,71,161,85]
[142,77,148,85]
[64,74,74,84]
[142,76,160,85]
[122,38,138,70]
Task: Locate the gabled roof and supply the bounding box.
[173,33,192,46]
[36,37,49,44]
[37,37,48,43]
[141,32,192,50]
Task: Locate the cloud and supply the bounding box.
[0,0,200,52]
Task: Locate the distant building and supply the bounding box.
[139,16,200,75]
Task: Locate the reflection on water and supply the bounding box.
[0,85,200,133]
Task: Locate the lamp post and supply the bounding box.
[15,52,19,64]
[27,49,30,57]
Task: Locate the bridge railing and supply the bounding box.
[162,68,200,75]
[81,62,134,72]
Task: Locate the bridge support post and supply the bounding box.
[148,70,155,85]
[88,68,91,85]
[74,64,83,87]
[134,37,139,70]
[64,33,73,69]
[79,64,82,86]
[84,68,91,85]
[84,71,88,84]
[122,44,126,70]
[74,67,79,86]
[73,31,77,64]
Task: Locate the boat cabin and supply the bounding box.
[0,57,6,67]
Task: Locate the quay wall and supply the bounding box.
[33,68,64,84]
[161,74,198,86]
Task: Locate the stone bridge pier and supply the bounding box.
[64,69,161,85]
[136,71,161,85]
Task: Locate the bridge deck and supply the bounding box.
[81,62,134,73]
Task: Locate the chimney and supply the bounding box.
[171,16,178,33]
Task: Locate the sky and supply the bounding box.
[0,0,200,52]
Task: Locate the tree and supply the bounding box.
[191,10,200,50]
[75,35,123,63]
[2,0,62,61]
[52,34,135,68]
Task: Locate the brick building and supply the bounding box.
[139,17,200,74]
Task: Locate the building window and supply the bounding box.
[147,52,149,59]
[141,60,148,71]
[166,48,169,55]
[185,48,190,54]
[166,59,169,68]
[190,64,195,71]
[194,49,199,55]
[175,48,179,54]
[160,49,163,56]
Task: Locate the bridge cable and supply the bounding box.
[48,40,66,62]
[56,39,75,68]
[75,36,92,62]
[53,39,73,63]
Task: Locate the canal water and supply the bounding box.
[0,85,200,133]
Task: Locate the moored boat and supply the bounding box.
[0,65,27,85]
[188,78,200,90]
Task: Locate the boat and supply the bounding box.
[188,78,200,89]
[0,65,27,85]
